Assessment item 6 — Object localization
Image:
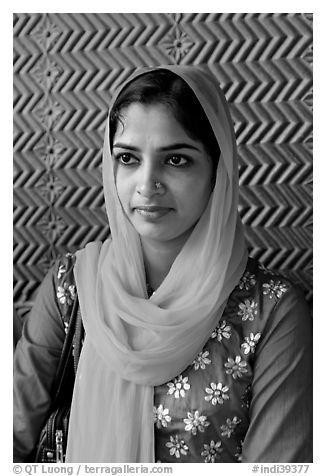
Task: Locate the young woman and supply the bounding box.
[14,66,312,463]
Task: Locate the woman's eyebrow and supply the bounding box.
[113,143,140,151]
[113,142,200,152]
[159,143,201,152]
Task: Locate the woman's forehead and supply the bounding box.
[113,103,203,149]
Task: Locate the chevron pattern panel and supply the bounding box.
[13,13,313,319]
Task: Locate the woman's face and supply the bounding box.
[112,102,214,247]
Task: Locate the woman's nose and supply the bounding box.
[136,165,165,197]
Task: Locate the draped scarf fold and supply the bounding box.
[66,65,248,463]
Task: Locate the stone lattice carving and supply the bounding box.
[13,13,313,317]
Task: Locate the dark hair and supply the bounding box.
[109,69,220,166]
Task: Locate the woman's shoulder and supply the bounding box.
[38,240,105,330]
[241,256,294,297]
[224,256,310,334]
[53,240,108,279]
[236,256,306,303]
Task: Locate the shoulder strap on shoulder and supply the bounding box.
[53,253,84,400]
[56,253,77,331]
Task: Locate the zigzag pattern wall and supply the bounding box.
[13,13,313,318]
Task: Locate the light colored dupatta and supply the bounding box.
[66,65,248,462]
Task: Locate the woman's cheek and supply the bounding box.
[115,174,126,207]
[118,177,134,212]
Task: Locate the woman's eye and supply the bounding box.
[116,153,138,165]
[167,155,188,167]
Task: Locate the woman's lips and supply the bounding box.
[134,206,172,219]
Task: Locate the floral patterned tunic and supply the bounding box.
[13,255,312,463]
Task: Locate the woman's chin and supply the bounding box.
[136,225,194,250]
[130,214,174,242]
[136,226,174,244]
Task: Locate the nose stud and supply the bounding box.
[137,180,165,195]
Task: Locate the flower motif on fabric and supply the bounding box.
[263,280,288,300]
[224,356,248,379]
[153,404,171,429]
[238,271,256,291]
[201,440,223,463]
[167,375,190,399]
[57,263,67,280]
[192,350,211,370]
[241,384,252,410]
[165,435,189,459]
[238,299,258,321]
[204,382,229,405]
[235,439,244,462]
[57,283,76,305]
[63,319,69,334]
[184,410,210,435]
[211,320,232,342]
[241,332,261,355]
[220,416,241,438]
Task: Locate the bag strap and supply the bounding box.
[51,253,84,403]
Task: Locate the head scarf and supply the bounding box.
[66,65,248,463]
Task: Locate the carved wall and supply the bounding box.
[13,13,313,318]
